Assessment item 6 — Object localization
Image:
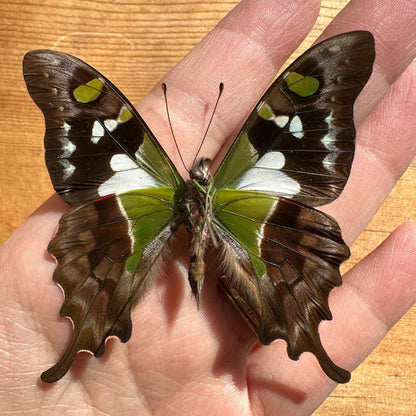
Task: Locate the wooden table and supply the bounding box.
[0,0,414,414]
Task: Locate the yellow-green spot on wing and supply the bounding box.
[126,252,142,274]
[73,78,104,103]
[119,187,177,274]
[213,133,258,190]
[285,71,319,97]
[258,106,274,120]
[119,107,133,123]
[136,134,185,190]
[215,189,277,277]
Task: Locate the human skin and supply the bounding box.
[1,0,416,414]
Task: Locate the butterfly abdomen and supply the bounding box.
[180,157,217,306]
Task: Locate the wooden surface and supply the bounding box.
[0,0,414,414]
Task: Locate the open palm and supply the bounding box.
[1,0,416,414]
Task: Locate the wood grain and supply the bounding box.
[0,0,414,414]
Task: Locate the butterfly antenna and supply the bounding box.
[193,83,224,165]
[162,83,188,173]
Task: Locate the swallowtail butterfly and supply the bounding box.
[23,31,375,383]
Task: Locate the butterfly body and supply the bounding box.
[182,157,216,304]
[23,31,375,383]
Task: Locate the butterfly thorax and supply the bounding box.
[181,157,215,306]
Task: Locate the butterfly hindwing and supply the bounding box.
[214,190,350,382]
[214,31,375,207]
[41,189,178,383]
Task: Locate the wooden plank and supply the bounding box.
[0,0,414,413]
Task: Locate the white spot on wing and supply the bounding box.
[92,120,105,143]
[255,152,285,170]
[98,154,158,196]
[321,132,336,151]
[236,151,300,198]
[104,119,118,132]
[289,115,304,139]
[236,171,300,198]
[61,122,71,135]
[323,153,338,170]
[329,45,341,53]
[275,115,289,128]
[60,159,75,179]
[110,154,137,172]
[325,112,334,125]
[60,137,76,158]
[321,111,341,172]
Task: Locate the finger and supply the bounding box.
[0,195,71,388]
[136,0,416,169]
[2,195,67,314]
[330,222,416,364]
[325,63,416,243]
[319,0,416,123]
[136,0,321,165]
[246,221,416,414]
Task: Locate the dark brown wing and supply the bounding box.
[42,192,178,383]
[215,194,350,383]
[214,31,375,207]
[23,50,183,206]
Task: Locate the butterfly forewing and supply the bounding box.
[23,50,184,205]
[214,31,375,207]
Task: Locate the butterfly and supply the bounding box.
[23,31,375,384]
